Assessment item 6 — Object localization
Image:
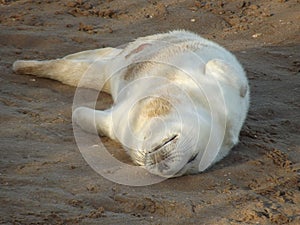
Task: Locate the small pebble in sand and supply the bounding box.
[252,33,262,38]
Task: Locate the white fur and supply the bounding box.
[13,30,249,177]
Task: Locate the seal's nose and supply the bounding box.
[143,134,184,177]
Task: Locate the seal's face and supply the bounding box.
[142,123,201,177]
[119,94,204,177]
[144,133,182,177]
[128,110,200,177]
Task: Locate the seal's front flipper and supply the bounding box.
[73,107,115,140]
[205,59,249,98]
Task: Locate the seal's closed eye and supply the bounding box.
[187,153,199,163]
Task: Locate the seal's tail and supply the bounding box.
[12,47,122,92]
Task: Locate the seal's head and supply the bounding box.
[125,96,210,177]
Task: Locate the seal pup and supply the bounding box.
[13,30,249,177]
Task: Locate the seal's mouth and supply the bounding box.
[145,134,178,165]
[152,134,178,153]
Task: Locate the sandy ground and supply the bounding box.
[1,0,300,224]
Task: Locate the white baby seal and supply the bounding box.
[13,30,249,178]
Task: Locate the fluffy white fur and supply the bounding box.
[13,30,249,177]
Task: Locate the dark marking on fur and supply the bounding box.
[125,43,152,59]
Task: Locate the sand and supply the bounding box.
[0,0,299,224]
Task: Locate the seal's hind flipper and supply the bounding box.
[63,47,122,61]
[13,59,91,86]
[12,47,122,93]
